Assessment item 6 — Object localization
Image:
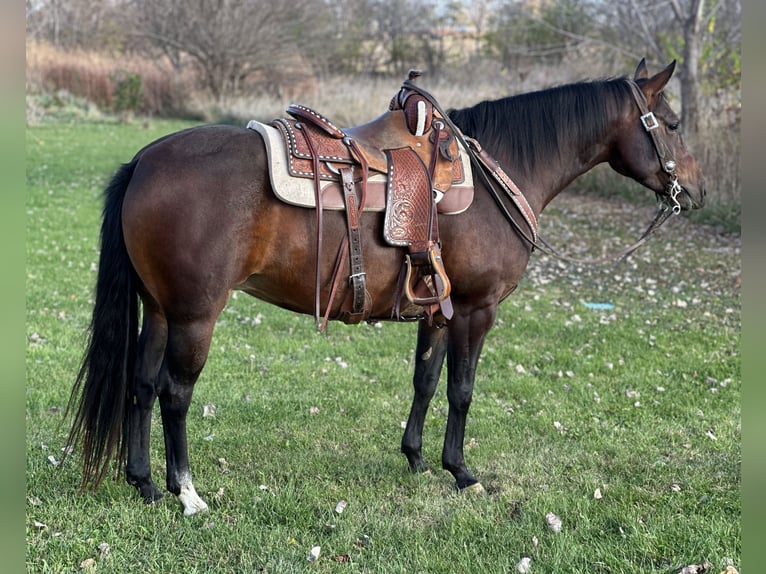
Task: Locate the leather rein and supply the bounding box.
[401,78,684,266]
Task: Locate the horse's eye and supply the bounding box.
[668,121,680,131]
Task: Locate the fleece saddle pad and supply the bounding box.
[247,120,474,214]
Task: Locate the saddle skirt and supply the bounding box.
[247,112,474,215]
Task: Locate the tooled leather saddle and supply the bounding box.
[248,70,476,328]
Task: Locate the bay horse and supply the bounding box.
[66,59,704,515]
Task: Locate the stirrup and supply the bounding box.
[403,245,451,306]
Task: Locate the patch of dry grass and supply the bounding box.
[26,42,194,117]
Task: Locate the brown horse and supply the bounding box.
[66,60,704,515]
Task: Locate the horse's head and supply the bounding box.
[608,59,706,211]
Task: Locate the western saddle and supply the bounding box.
[255,70,473,328]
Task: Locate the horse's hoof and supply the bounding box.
[134,480,164,504]
[142,491,163,505]
[179,483,209,516]
[460,482,486,495]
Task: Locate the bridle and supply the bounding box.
[626,80,685,217]
[401,76,686,266]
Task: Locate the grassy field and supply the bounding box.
[26,119,740,573]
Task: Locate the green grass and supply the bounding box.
[26,119,740,573]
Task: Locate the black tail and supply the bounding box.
[65,159,140,489]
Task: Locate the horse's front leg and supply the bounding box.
[442,304,496,492]
[401,320,449,473]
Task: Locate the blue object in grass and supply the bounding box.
[582,301,615,310]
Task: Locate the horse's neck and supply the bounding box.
[540,155,606,212]
[462,91,617,216]
[486,146,604,217]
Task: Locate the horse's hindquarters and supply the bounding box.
[122,126,274,316]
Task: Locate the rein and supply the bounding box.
[401,77,682,267]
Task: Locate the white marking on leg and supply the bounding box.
[177,475,209,516]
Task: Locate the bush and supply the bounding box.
[113,71,142,111]
[26,90,104,124]
[111,70,143,121]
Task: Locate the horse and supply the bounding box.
[65,59,705,516]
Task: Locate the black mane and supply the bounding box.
[449,77,633,175]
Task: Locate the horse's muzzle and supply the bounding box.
[682,183,706,210]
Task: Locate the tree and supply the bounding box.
[484,0,599,69]
[307,0,385,76]
[600,0,740,142]
[673,0,705,137]
[26,0,127,51]
[124,0,321,103]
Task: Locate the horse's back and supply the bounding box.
[133,124,263,179]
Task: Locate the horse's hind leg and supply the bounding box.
[157,314,219,516]
[401,320,448,473]
[125,301,167,503]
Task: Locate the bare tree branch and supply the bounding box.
[626,0,665,60]
[124,0,321,102]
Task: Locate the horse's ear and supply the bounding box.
[634,58,649,80]
[642,60,676,97]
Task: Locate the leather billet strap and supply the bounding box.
[296,122,325,324]
[320,138,372,330]
[300,123,369,325]
[338,166,367,317]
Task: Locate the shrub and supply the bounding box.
[111,70,143,121]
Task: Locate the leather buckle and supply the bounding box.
[640,112,659,131]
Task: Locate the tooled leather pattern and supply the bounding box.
[273,110,464,192]
[273,118,354,180]
[384,148,433,247]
